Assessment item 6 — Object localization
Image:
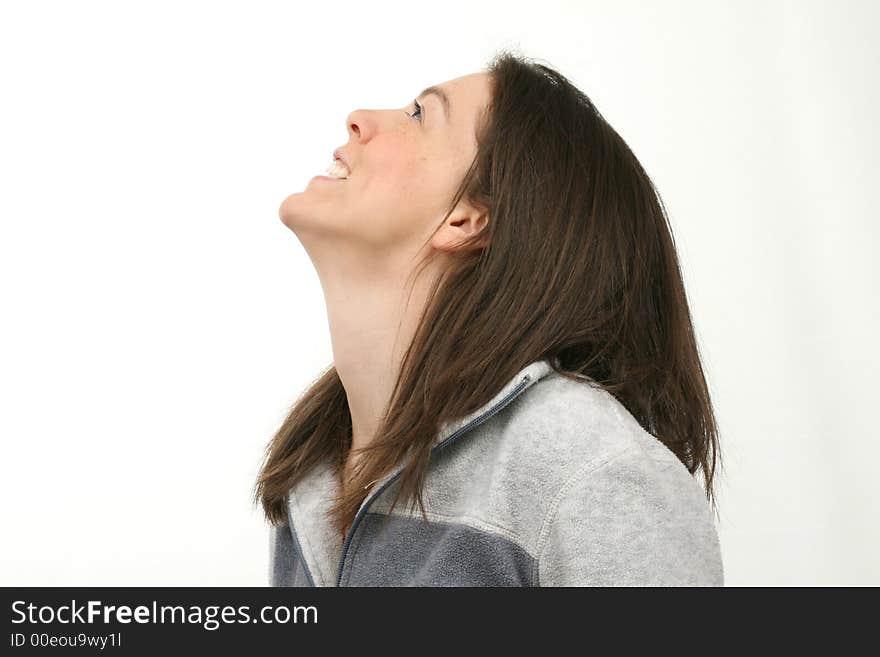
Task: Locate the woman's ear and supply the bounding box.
[430,209,490,253]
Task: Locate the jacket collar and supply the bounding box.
[285,357,557,586]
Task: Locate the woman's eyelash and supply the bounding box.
[408,99,423,122]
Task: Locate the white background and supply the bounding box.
[1,0,877,586]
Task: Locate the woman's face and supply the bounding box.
[279,71,491,267]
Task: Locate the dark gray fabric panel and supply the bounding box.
[270,523,313,587]
[340,513,536,587]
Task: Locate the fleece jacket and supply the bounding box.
[269,357,724,586]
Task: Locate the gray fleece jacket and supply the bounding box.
[269,358,724,586]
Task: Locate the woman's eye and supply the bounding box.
[408,100,423,122]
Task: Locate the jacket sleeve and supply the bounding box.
[536,448,724,586]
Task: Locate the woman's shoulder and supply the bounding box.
[499,369,688,484]
[504,373,721,578]
[489,370,717,534]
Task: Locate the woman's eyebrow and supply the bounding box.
[418,85,451,121]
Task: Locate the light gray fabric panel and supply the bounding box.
[537,449,725,586]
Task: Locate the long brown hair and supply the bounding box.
[254,49,723,536]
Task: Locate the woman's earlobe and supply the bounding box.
[431,220,489,253]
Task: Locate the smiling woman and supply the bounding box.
[278,69,491,254]
[256,49,725,587]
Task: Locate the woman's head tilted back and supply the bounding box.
[258,50,722,536]
[278,71,492,283]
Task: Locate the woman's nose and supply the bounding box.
[345,109,367,141]
[346,108,400,142]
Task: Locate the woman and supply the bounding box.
[255,50,724,586]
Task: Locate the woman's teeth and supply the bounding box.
[325,159,349,179]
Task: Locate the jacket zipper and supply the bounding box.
[334,373,534,586]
